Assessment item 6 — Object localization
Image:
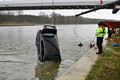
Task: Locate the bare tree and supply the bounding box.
[17,10,23,15]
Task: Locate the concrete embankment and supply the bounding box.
[57,48,98,80]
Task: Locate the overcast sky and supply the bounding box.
[23,9,120,20]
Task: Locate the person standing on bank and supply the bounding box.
[95,22,106,54]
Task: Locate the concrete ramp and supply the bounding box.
[57,48,98,80]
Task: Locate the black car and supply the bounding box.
[35,25,61,62]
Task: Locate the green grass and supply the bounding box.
[85,45,120,80]
[0,22,35,26]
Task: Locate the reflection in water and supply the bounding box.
[35,61,61,80]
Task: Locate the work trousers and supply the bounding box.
[97,37,103,53]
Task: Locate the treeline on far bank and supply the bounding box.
[0,12,102,25]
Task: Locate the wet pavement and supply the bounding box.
[0,24,97,80]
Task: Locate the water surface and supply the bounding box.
[0,24,97,80]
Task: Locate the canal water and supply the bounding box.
[0,24,97,80]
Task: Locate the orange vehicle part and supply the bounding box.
[103,21,120,28]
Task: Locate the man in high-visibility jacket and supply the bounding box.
[95,22,106,54]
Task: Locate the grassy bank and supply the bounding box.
[0,22,35,26]
[85,44,120,80]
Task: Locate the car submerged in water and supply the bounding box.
[35,25,61,62]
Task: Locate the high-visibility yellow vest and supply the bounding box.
[95,27,106,37]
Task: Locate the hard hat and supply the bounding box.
[98,22,104,26]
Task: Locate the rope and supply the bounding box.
[74,16,96,48]
[73,16,79,38]
[52,0,55,25]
